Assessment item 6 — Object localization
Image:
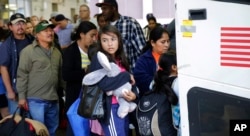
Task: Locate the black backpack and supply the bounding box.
[0,108,37,136]
[136,77,177,136]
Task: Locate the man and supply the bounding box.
[55,14,74,50]
[143,13,162,42]
[17,21,64,136]
[49,12,60,33]
[77,4,98,28]
[0,13,34,114]
[96,0,146,71]
[30,15,40,27]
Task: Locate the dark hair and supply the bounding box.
[88,42,98,61]
[96,13,103,22]
[147,16,156,23]
[141,26,169,53]
[152,51,178,105]
[86,42,99,74]
[0,27,11,41]
[71,21,97,41]
[98,25,130,71]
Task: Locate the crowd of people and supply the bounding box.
[0,0,178,136]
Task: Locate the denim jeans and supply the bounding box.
[8,99,19,114]
[28,99,59,136]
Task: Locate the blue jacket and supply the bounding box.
[133,49,157,96]
[0,33,34,92]
[88,53,131,124]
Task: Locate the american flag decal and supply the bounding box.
[220,27,250,68]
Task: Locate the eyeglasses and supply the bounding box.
[79,10,89,13]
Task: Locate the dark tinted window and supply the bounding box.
[188,87,250,136]
[213,0,250,5]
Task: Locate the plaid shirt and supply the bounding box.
[113,15,146,71]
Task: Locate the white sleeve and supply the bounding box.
[171,78,179,98]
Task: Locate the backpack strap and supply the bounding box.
[168,76,177,87]
[169,76,180,129]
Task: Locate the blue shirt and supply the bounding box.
[0,34,34,92]
[113,15,146,71]
[56,23,74,48]
[0,41,6,94]
[0,76,6,94]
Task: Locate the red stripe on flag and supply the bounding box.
[221,45,250,49]
[221,39,250,43]
[221,33,250,37]
[220,27,250,68]
[221,57,250,61]
[221,51,250,55]
[221,27,250,31]
[221,63,250,68]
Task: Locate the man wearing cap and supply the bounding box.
[143,13,162,42]
[49,12,60,33]
[17,21,64,136]
[55,14,74,50]
[0,13,34,114]
[96,0,146,71]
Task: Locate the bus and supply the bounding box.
[175,0,250,135]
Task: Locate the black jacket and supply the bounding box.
[62,41,86,111]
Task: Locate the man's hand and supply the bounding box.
[7,89,16,101]
[18,99,28,110]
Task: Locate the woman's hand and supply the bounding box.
[130,74,135,85]
[123,90,136,101]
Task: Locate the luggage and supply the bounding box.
[0,107,49,136]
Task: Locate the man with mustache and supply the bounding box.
[16,21,64,136]
[0,13,34,114]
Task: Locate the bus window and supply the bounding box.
[187,87,250,136]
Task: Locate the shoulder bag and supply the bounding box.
[77,84,104,120]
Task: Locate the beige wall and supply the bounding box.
[31,0,85,22]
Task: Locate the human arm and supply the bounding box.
[62,43,86,82]
[1,66,16,100]
[133,52,157,95]
[16,49,32,101]
[0,42,16,100]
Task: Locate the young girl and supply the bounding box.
[154,51,180,135]
[88,25,137,136]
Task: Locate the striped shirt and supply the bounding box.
[112,15,146,71]
[78,46,90,69]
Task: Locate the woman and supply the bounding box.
[133,26,170,97]
[62,21,98,135]
[88,25,137,136]
[138,51,178,136]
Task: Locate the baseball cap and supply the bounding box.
[55,14,69,22]
[35,21,55,33]
[49,12,59,21]
[146,13,154,21]
[10,13,26,24]
[96,0,118,7]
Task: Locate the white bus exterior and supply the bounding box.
[175,0,250,135]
